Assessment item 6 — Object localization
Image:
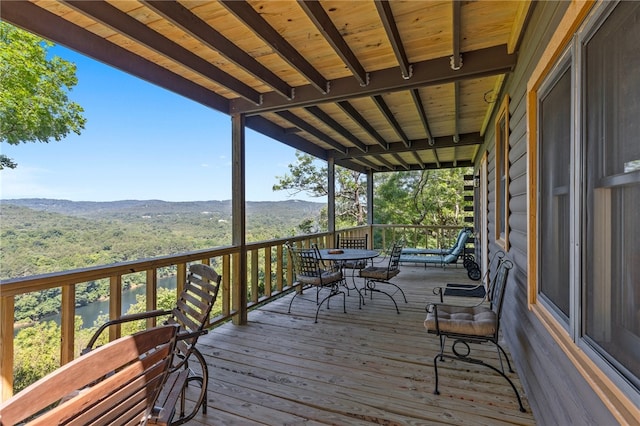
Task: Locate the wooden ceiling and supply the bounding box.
[2,1,532,173]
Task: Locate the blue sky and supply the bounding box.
[0,45,323,203]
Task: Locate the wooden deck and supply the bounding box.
[188,263,536,425]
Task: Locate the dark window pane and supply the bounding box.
[584,1,640,389]
[539,67,571,318]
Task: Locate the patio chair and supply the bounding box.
[432,250,506,303]
[286,242,347,323]
[358,242,407,313]
[424,258,526,412]
[83,263,221,426]
[0,324,180,426]
[336,234,369,290]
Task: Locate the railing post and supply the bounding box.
[109,275,122,342]
[1,295,14,401]
[146,270,157,329]
[264,247,272,298]
[60,284,75,365]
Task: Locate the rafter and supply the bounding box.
[391,153,410,170]
[220,0,329,94]
[454,81,461,143]
[276,111,348,154]
[372,95,411,148]
[333,133,482,160]
[451,1,462,70]
[411,89,433,143]
[375,0,411,79]
[142,1,293,100]
[298,1,369,87]
[336,101,388,150]
[63,1,262,105]
[231,45,516,114]
[1,0,230,113]
[304,106,368,152]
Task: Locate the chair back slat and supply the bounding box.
[387,242,403,274]
[490,259,513,334]
[0,325,179,426]
[337,235,368,250]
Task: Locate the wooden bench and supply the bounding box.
[0,325,181,426]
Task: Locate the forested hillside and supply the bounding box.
[1,198,324,280]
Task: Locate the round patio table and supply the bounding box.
[318,248,380,308]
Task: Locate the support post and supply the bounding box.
[231,113,248,325]
[327,156,336,247]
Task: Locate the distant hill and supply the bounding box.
[0,198,325,280]
[2,198,324,220]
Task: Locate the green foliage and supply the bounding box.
[374,168,472,226]
[273,151,366,228]
[0,22,86,169]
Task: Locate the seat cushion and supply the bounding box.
[298,269,342,286]
[342,260,366,269]
[424,304,496,336]
[359,266,399,280]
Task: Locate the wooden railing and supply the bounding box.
[0,224,470,400]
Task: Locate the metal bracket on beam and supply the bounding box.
[402,65,414,80]
[428,138,435,147]
[359,72,370,87]
[450,54,463,71]
[289,88,295,101]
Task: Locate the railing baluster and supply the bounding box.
[1,295,15,400]
[60,284,75,365]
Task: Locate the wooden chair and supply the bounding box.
[286,242,346,323]
[0,325,180,426]
[83,263,221,426]
[424,258,526,412]
[358,242,407,313]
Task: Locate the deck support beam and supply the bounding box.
[232,113,248,325]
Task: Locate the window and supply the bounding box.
[495,97,510,249]
[529,0,640,413]
[582,0,640,391]
[538,58,571,321]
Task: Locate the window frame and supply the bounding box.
[526,0,640,419]
[494,96,510,250]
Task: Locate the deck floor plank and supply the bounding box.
[189,264,536,425]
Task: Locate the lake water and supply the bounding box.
[24,276,177,332]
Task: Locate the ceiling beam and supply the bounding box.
[451,1,462,70]
[411,89,433,143]
[304,106,368,152]
[231,45,516,114]
[454,81,461,143]
[337,101,388,150]
[0,0,230,114]
[411,151,425,169]
[62,1,262,105]
[220,0,329,94]
[333,132,482,160]
[275,111,348,154]
[372,95,411,148]
[299,1,369,87]
[375,0,411,79]
[142,1,293,100]
[244,116,327,160]
[391,153,410,170]
[373,155,396,171]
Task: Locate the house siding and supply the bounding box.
[484,1,619,424]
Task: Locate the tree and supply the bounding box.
[273,151,366,228]
[374,168,472,226]
[0,22,86,169]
